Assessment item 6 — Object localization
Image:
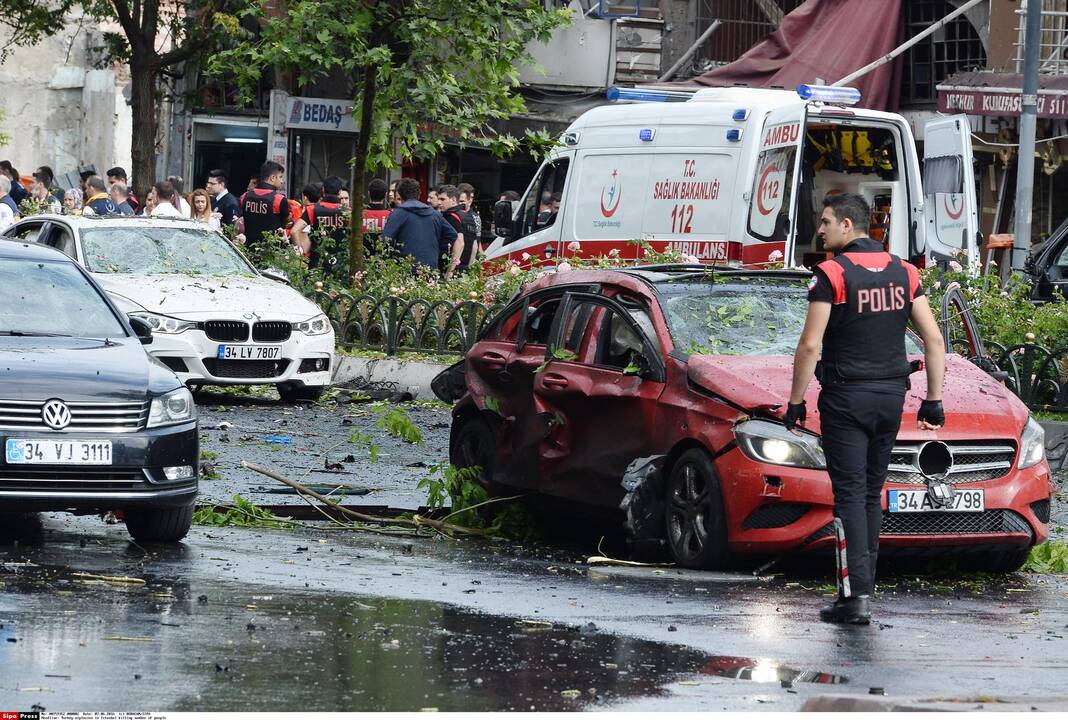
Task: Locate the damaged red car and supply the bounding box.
[434,266,1054,572]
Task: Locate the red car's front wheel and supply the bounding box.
[665,448,730,570]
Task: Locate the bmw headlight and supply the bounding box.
[735,419,826,469]
[1019,416,1046,469]
[130,312,197,334]
[292,314,331,336]
[148,387,196,428]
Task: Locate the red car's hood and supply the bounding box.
[686,354,1028,440]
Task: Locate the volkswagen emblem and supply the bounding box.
[41,399,72,430]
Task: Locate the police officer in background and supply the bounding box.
[292,175,346,270]
[239,161,291,248]
[785,193,946,625]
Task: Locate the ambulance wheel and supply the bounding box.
[665,448,730,570]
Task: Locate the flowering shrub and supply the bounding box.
[922,259,1068,350]
[252,234,690,308]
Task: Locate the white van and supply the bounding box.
[485,85,980,270]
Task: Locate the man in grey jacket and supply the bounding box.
[381,178,456,273]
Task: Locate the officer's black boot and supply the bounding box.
[819,595,871,625]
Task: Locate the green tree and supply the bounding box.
[0,0,228,199]
[215,0,569,281]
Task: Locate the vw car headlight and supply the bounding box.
[1019,416,1046,469]
[735,419,826,469]
[130,312,197,334]
[148,387,196,428]
[292,314,331,336]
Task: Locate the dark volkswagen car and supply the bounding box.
[0,240,197,541]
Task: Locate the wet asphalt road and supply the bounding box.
[1,392,1067,712]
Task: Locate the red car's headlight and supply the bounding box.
[734,419,826,469]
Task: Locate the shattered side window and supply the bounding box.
[81,227,255,275]
[523,298,561,347]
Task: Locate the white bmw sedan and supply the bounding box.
[3,215,334,402]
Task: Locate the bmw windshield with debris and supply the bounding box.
[81,227,255,275]
[0,239,197,542]
[438,265,1053,573]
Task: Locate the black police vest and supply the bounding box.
[820,253,914,381]
[241,187,286,246]
[307,200,346,268]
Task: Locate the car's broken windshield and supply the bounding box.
[81,227,255,275]
[660,279,922,356]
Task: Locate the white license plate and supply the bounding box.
[217,345,281,360]
[5,439,113,465]
[888,488,985,513]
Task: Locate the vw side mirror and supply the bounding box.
[129,316,153,345]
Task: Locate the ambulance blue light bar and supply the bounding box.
[796,84,862,105]
[606,87,693,103]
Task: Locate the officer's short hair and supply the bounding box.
[259,161,284,182]
[301,183,321,203]
[85,175,106,193]
[208,169,227,186]
[34,166,55,186]
[106,166,127,181]
[397,178,421,201]
[823,193,870,233]
[367,178,387,202]
[323,176,344,196]
[438,184,460,201]
[153,180,175,203]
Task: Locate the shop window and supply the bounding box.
[900,0,985,106]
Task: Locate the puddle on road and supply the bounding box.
[698,657,846,685]
[0,560,845,711]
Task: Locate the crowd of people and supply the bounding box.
[0,158,500,279]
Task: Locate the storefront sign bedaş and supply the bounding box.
[284,96,358,133]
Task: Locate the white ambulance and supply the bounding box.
[485,84,980,270]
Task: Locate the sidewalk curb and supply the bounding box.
[332,355,450,400]
[801,693,1068,712]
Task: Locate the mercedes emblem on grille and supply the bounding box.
[41,399,72,430]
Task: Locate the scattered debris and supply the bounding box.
[71,572,146,586]
[263,435,293,445]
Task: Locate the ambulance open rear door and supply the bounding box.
[749,103,806,268]
[922,115,980,268]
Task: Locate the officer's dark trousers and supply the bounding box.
[818,384,906,597]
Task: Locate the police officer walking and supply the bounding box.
[785,193,946,625]
[239,161,291,248]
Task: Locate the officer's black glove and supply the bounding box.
[783,401,807,432]
[917,399,945,427]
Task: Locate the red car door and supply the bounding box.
[531,292,667,508]
[466,291,567,490]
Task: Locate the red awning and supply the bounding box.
[938,71,1068,119]
[673,0,904,112]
